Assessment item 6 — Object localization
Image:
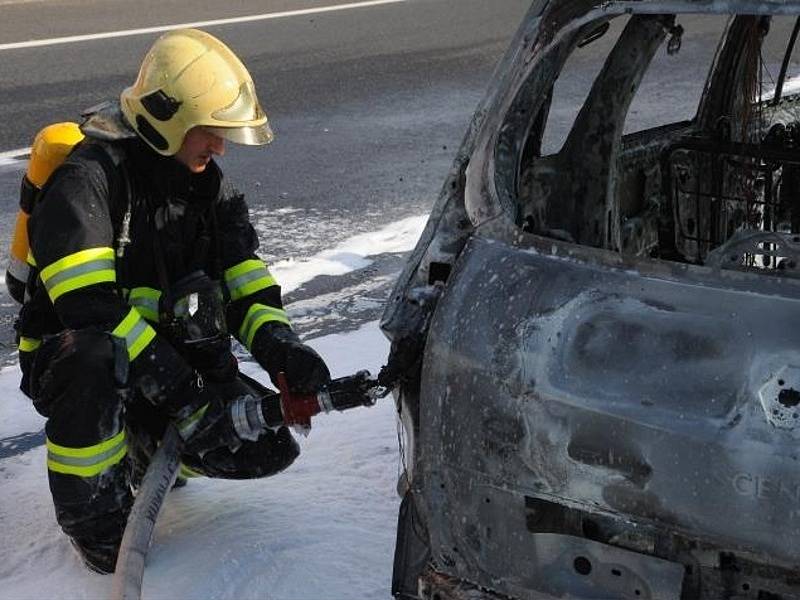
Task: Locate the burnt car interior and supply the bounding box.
[514,13,800,275]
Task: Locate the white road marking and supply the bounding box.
[0,0,410,156]
[0,147,29,167]
[0,0,408,52]
[0,147,30,160]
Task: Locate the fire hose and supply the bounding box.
[110,370,388,600]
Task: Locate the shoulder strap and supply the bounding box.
[208,201,223,282]
[84,140,134,289]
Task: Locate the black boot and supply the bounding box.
[69,536,119,574]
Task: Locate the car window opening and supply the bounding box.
[514,13,800,279]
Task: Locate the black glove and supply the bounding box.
[251,322,331,394]
[127,332,238,452]
[137,365,239,453]
[284,340,331,394]
[180,391,241,457]
[182,335,239,383]
[134,360,208,424]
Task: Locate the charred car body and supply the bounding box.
[381,1,800,599]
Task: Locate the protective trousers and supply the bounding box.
[29,329,299,573]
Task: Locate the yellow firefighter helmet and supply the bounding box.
[120,28,273,156]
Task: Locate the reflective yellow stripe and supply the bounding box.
[47,429,125,458]
[18,337,41,352]
[39,247,115,301]
[239,303,291,350]
[112,307,156,361]
[179,463,203,478]
[50,271,116,301]
[177,403,209,438]
[46,430,127,478]
[26,249,37,267]
[224,259,277,301]
[47,445,127,478]
[127,287,161,322]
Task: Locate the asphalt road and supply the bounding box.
[0,0,531,363]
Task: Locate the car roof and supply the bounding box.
[589,0,800,14]
[536,0,800,34]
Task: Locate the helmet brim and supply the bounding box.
[205,122,274,146]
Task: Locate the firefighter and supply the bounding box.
[17,28,331,573]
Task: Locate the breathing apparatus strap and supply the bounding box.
[113,155,134,291]
[151,216,174,322]
[208,202,223,283]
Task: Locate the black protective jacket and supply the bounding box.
[19,106,294,416]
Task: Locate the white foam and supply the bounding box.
[0,321,401,600]
[272,214,427,293]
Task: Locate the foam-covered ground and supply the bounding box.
[0,214,426,600]
[0,323,400,600]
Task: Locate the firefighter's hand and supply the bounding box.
[199,349,238,383]
[252,322,331,394]
[283,341,331,394]
[178,388,240,456]
[182,334,238,383]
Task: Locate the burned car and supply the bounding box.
[381,1,800,599]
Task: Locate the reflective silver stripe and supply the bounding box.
[39,247,116,301]
[125,318,148,349]
[225,259,277,301]
[46,430,127,477]
[47,437,126,468]
[129,297,159,321]
[239,304,291,349]
[111,308,156,361]
[227,269,276,300]
[42,258,115,292]
[128,287,161,322]
[228,267,266,290]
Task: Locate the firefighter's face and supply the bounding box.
[175,127,226,173]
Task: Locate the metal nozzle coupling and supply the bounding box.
[230,370,391,441]
[230,394,269,441]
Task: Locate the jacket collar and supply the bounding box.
[126,138,222,211]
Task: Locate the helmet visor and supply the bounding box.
[204,122,274,146]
